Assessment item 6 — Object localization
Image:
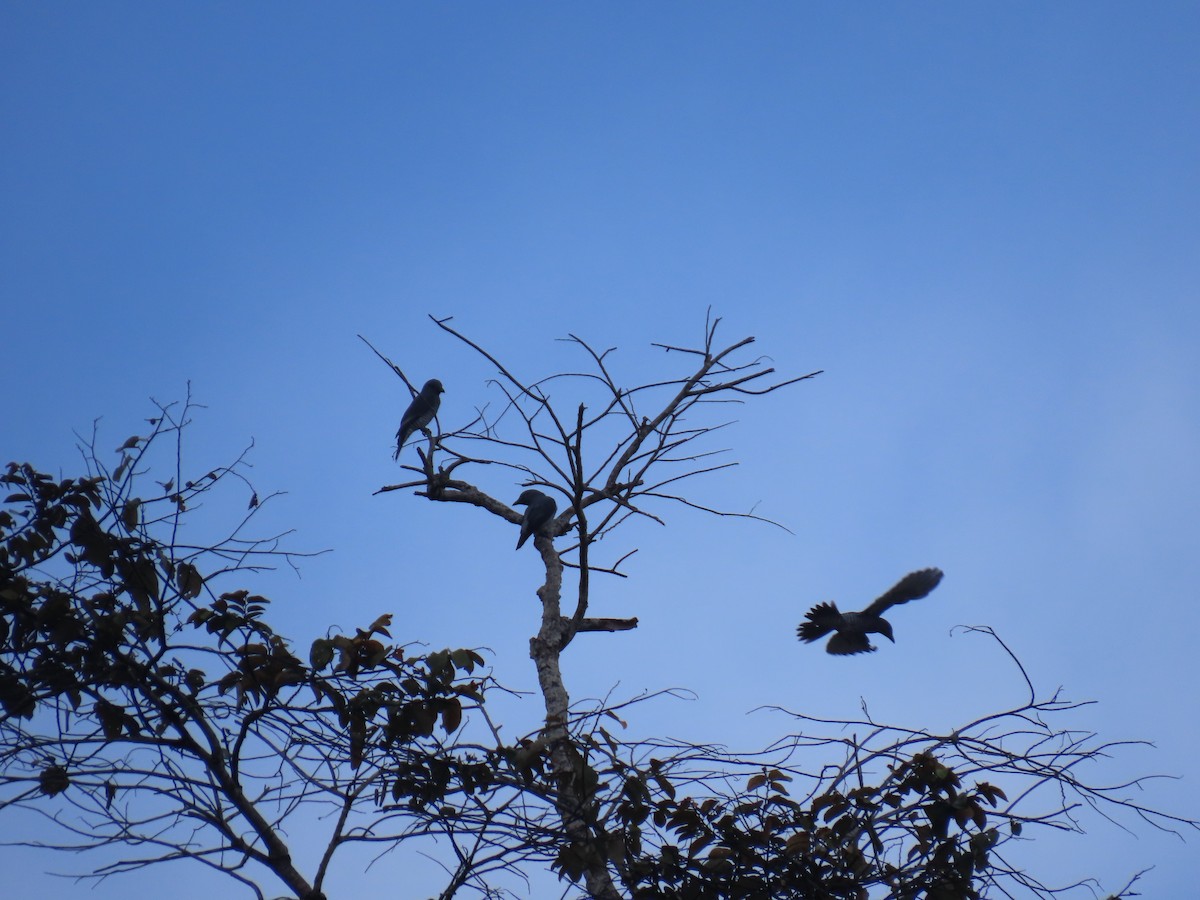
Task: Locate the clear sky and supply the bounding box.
[3,3,1199,897]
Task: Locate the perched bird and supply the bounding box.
[513,489,557,550]
[797,568,944,655]
[393,379,444,460]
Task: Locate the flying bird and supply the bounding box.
[394,378,444,460]
[797,568,944,655]
[513,489,557,549]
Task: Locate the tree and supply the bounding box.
[1,316,1195,899]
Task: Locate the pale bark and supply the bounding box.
[528,533,623,900]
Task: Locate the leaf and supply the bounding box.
[368,613,393,635]
[972,805,988,829]
[650,767,676,800]
[364,639,389,667]
[177,563,204,599]
[349,713,366,770]
[410,704,437,736]
[121,498,141,531]
[442,699,463,733]
[427,649,450,675]
[811,790,843,816]
[310,638,334,670]
[784,832,810,855]
[187,608,213,626]
[975,781,1007,806]
[273,669,305,689]
[603,709,628,728]
[552,844,588,884]
[248,491,258,509]
[96,700,125,740]
[822,799,849,823]
[688,832,714,857]
[123,556,161,610]
[925,802,951,839]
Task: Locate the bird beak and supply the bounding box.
[885,633,895,642]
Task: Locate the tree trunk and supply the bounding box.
[528,535,622,900]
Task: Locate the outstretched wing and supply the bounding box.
[827,631,875,655]
[863,568,943,616]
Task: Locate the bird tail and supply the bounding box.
[796,602,841,642]
[515,527,532,550]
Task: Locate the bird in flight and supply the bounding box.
[394,378,444,460]
[797,568,944,655]
[513,489,557,549]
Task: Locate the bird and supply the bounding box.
[513,489,557,549]
[393,379,444,460]
[797,568,944,655]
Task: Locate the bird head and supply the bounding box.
[424,379,445,395]
[878,620,895,643]
[513,489,543,508]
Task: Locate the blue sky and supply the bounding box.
[3,3,1199,897]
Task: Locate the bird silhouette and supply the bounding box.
[513,489,557,549]
[797,568,944,655]
[394,379,444,460]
